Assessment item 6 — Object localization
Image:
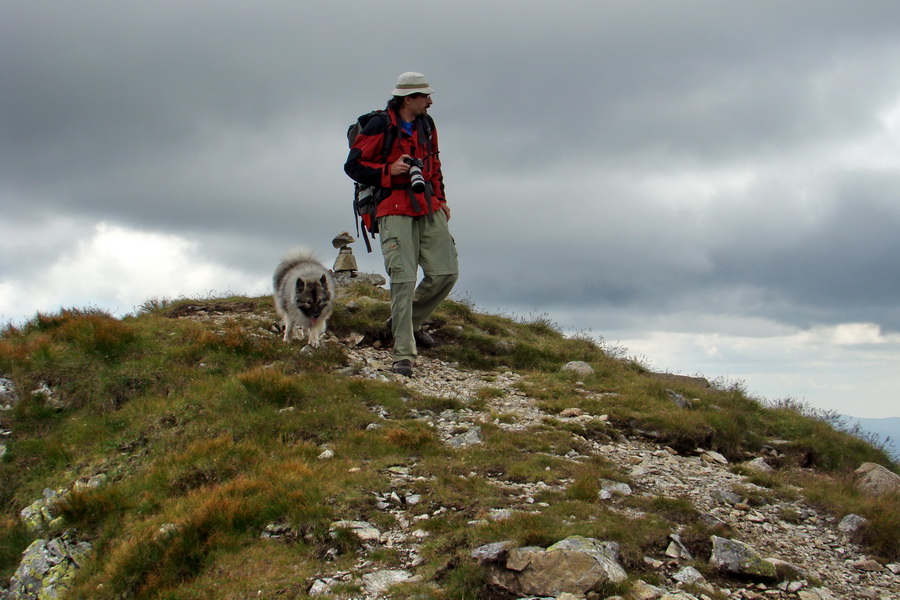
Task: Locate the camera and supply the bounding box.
[403,157,426,193]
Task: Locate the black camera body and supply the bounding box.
[403,157,427,193]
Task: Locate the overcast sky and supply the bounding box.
[2,1,898,418]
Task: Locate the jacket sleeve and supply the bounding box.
[344,116,392,188]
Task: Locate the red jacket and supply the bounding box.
[344,109,445,218]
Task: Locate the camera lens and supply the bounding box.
[406,158,426,193]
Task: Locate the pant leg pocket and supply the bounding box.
[381,236,408,281]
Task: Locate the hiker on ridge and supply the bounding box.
[344,72,459,377]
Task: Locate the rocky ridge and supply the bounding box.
[320,345,899,599]
[2,304,899,599]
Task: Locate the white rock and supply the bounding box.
[329,520,380,541]
[362,569,413,595]
[672,565,706,584]
[630,579,665,599]
[744,457,774,473]
[702,450,728,465]
[838,513,868,534]
[308,579,332,595]
[798,588,838,600]
[561,361,594,376]
[854,462,900,496]
[599,479,632,499]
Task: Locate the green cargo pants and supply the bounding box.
[379,211,459,363]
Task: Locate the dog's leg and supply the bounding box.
[282,317,294,342]
[307,320,327,348]
[306,326,319,348]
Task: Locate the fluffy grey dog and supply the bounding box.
[273,249,336,347]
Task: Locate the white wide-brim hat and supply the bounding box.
[391,72,435,96]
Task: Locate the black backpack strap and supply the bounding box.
[353,187,362,238]
[415,115,435,215]
[362,219,373,253]
[416,115,434,155]
[378,111,394,162]
[406,187,423,214]
[360,111,395,253]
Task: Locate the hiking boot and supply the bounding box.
[413,329,435,349]
[390,359,414,377]
[385,318,436,349]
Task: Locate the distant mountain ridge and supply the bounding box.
[841,415,900,460]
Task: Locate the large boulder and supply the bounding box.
[853,462,900,497]
[709,536,777,581]
[561,361,594,377]
[6,533,92,600]
[474,535,626,597]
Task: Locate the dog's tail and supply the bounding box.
[273,247,322,287]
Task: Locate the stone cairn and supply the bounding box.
[331,232,386,288]
[332,231,358,274]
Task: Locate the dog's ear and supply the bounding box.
[295,278,306,293]
[319,274,328,288]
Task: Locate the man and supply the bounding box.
[344,72,459,377]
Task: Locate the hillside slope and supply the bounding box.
[1,283,898,599]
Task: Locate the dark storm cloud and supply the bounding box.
[3,0,900,336]
[6,1,897,183]
[461,177,900,334]
[432,2,900,167]
[3,3,326,184]
[710,191,900,331]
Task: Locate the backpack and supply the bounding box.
[347,110,394,253]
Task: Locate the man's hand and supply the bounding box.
[440,203,451,221]
[390,155,412,176]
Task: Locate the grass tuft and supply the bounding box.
[237,367,305,407]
